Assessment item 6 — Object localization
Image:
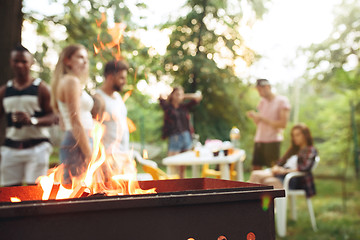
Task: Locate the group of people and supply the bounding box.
[0,44,318,196]
[0,44,132,186]
[247,79,318,197]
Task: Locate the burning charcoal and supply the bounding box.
[86,192,107,199]
[80,188,92,198]
[48,183,60,200]
[69,183,87,199]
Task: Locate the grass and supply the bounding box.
[280,177,360,240]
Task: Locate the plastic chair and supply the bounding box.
[201,163,238,180]
[133,151,179,180]
[201,153,245,180]
[201,164,221,179]
[276,156,320,237]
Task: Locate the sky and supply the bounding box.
[244,0,338,85]
[22,0,339,89]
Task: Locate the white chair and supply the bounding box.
[276,156,320,237]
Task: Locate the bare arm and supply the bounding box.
[91,93,105,120]
[184,92,202,103]
[247,108,290,129]
[246,110,261,124]
[62,76,92,160]
[271,165,296,175]
[37,82,59,126]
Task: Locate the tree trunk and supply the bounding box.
[0,0,23,144]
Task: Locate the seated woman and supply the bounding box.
[249,123,318,197]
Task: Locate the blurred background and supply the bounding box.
[0,0,359,238]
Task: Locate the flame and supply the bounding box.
[122,90,132,102]
[96,12,106,27]
[126,117,137,133]
[143,149,148,159]
[93,14,127,60]
[10,197,21,202]
[93,44,100,55]
[37,119,155,201]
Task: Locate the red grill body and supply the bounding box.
[0,178,284,240]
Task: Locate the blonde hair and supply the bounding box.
[50,44,87,112]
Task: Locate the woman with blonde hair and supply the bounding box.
[51,44,93,183]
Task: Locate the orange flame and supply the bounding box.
[93,44,100,55]
[93,14,127,60]
[122,90,132,102]
[127,117,137,133]
[37,119,155,201]
[10,197,21,202]
[96,12,106,27]
[143,149,148,159]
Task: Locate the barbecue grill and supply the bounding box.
[0,178,284,240]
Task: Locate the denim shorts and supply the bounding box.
[168,131,193,153]
[60,131,92,183]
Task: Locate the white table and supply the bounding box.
[162,148,246,181]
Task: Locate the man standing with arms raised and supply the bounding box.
[247,79,291,170]
[0,45,58,186]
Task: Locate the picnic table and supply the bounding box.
[162,148,246,181]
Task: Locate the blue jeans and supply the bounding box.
[168,131,193,153]
[60,131,92,184]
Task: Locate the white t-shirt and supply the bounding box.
[96,89,129,153]
[283,155,298,170]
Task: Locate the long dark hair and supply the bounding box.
[278,123,314,165]
[167,86,184,105]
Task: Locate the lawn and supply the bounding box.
[281,177,360,240]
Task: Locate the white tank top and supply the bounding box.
[58,90,94,131]
[96,89,129,153]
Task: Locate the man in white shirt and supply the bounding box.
[92,60,132,174]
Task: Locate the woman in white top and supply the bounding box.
[51,44,93,183]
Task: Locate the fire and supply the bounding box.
[10,197,21,202]
[126,118,137,133]
[37,119,155,201]
[122,90,132,102]
[96,12,106,27]
[143,149,148,159]
[93,13,127,60]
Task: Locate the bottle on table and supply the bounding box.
[230,126,240,150]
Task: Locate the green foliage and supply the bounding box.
[304,0,360,88]
[126,92,163,144]
[300,0,360,176]
[23,0,272,151]
[162,0,264,142]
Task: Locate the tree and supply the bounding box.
[0,0,23,85]
[24,0,165,146]
[0,0,23,143]
[301,0,360,176]
[162,0,267,142]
